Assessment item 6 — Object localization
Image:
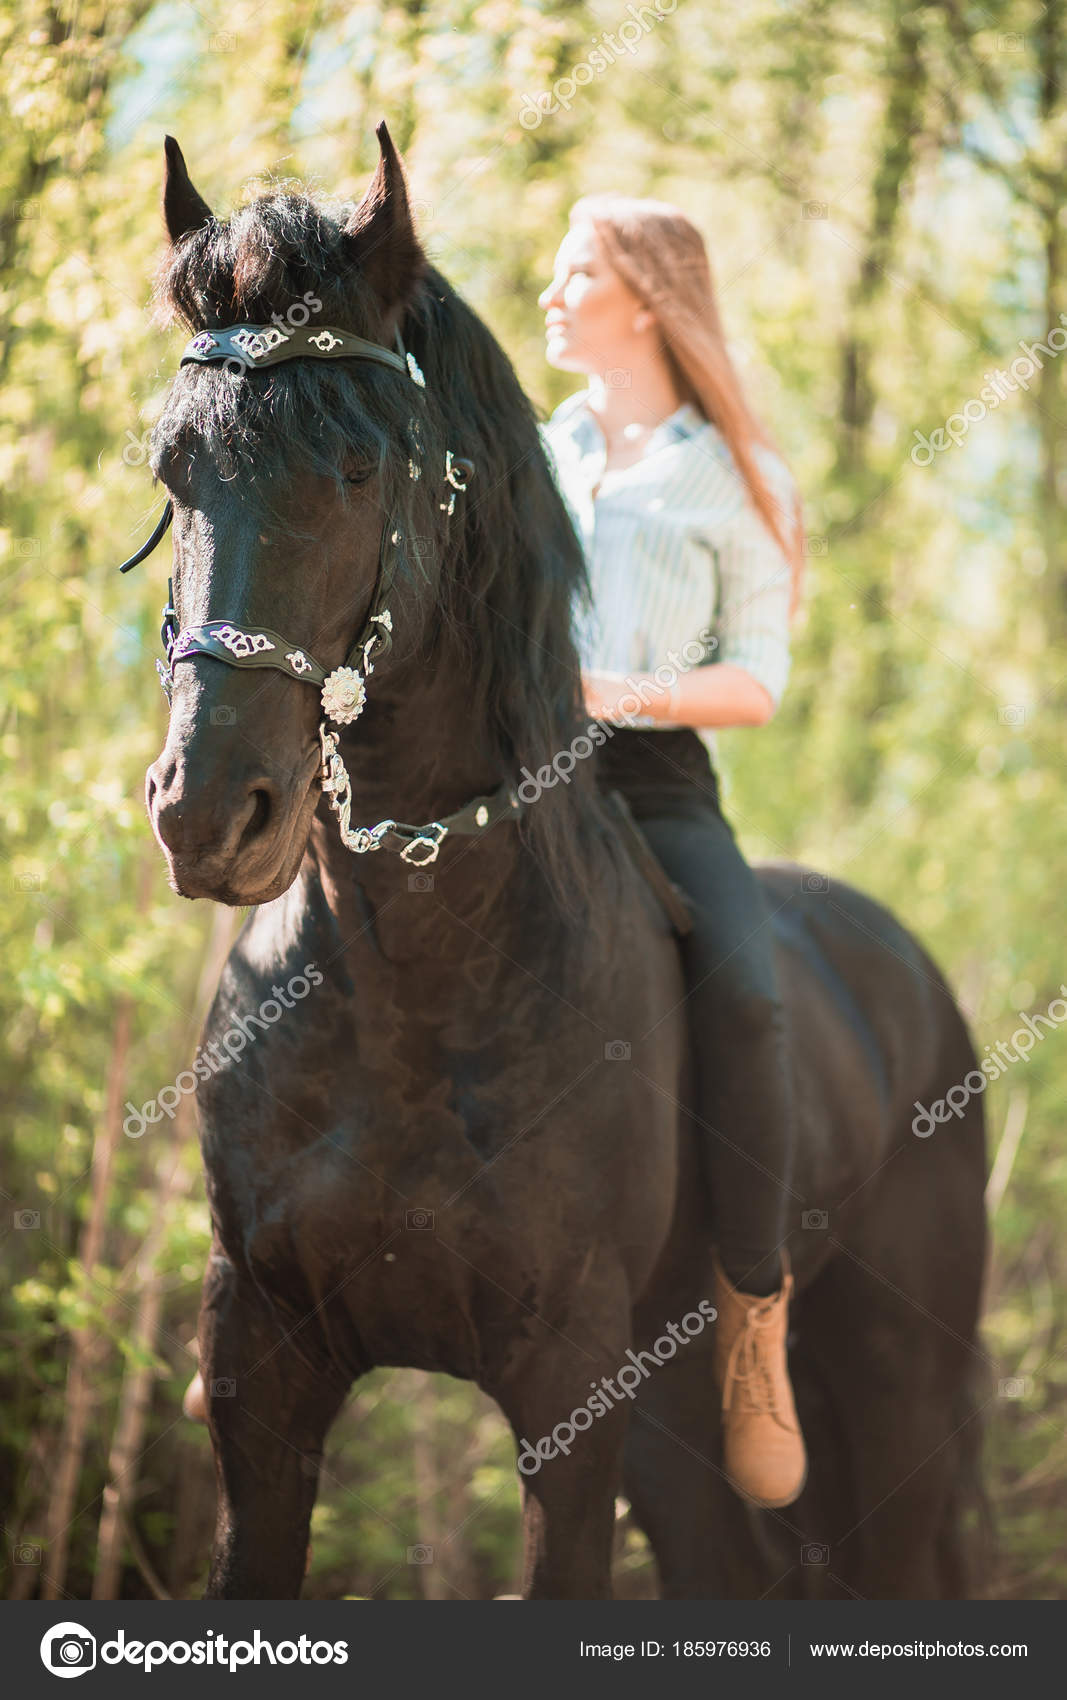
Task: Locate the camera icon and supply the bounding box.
[407,1544,434,1564]
[210,706,237,726]
[412,201,434,223]
[405,1208,435,1231]
[605,368,631,389]
[804,535,828,557]
[997,704,1026,727]
[604,1040,631,1061]
[211,1378,237,1398]
[998,1376,1033,1400]
[15,1209,40,1229]
[802,201,828,220]
[802,872,829,894]
[802,1209,828,1230]
[410,536,435,558]
[14,1543,41,1563]
[802,1542,830,1565]
[18,200,40,219]
[15,537,41,557]
[997,32,1023,51]
[408,872,434,893]
[210,30,237,51]
[13,871,43,892]
[41,1623,97,1673]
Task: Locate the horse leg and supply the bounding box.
[797,1254,982,1600]
[622,1320,851,1599]
[197,1244,348,1598]
[621,1347,760,1598]
[494,1351,632,1599]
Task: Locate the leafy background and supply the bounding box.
[1,0,1065,1599]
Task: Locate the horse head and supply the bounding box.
[143,125,451,905]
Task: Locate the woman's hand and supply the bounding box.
[582,670,663,722]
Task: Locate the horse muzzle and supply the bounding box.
[146,744,320,905]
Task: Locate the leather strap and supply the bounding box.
[179,323,421,381]
[170,623,335,684]
[603,788,694,939]
[118,501,174,574]
[372,780,523,863]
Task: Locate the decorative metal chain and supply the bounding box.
[318,722,447,865]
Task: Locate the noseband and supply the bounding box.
[120,321,523,868]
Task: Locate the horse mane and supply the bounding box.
[150,188,625,954]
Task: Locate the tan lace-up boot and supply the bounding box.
[711,1249,808,1509]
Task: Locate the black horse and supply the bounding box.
[131,125,988,1599]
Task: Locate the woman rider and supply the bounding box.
[538,195,807,1510]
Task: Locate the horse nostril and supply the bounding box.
[238,786,273,853]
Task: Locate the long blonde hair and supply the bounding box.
[570,193,804,617]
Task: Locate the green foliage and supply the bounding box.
[2,0,1065,1600]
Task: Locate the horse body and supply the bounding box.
[192,830,985,1599]
[132,127,987,1600]
[194,808,690,1596]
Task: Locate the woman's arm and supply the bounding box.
[583,663,775,729]
[704,454,794,716]
[584,454,796,730]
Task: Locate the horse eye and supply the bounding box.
[344,466,375,487]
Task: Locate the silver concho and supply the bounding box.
[216,625,275,658]
[190,332,218,355]
[310,330,342,352]
[475,805,489,827]
[232,326,289,360]
[321,666,366,725]
[406,351,426,387]
[286,649,312,675]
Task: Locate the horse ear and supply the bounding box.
[162,136,214,244]
[343,120,425,310]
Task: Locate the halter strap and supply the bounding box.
[118,500,173,574]
[178,323,425,384]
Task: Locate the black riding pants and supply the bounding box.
[596,725,794,1296]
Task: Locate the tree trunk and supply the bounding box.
[1035,0,1067,650]
[90,1149,182,1600]
[41,1001,134,1597]
[838,1,926,479]
[91,903,236,1599]
[41,857,153,1599]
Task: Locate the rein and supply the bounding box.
[119,321,523,867]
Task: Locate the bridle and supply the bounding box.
[119,320,524,868]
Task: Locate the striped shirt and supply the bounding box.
[540,388,795,758]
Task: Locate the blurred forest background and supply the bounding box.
[2,0,1066,1601]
